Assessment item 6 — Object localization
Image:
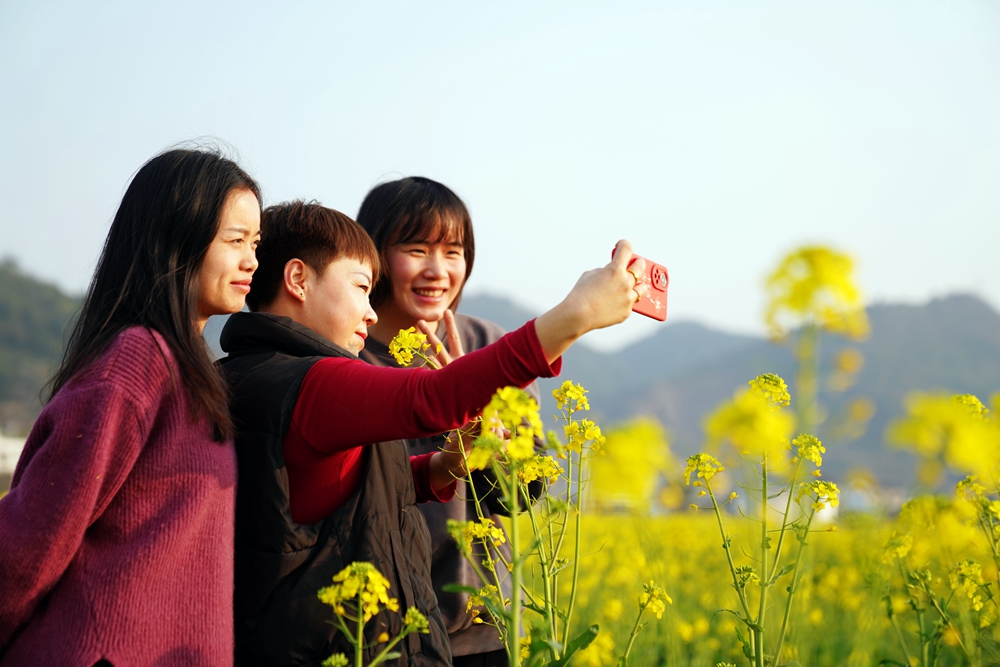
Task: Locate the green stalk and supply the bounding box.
[770,457,803,576]
[620,600,648,663]
[756,457,769,667]
[560,450,585,649]
[525,494,557,647]
[508,469,523,667]
[772,507,815,660]
[884,593,915,667]
[706,484,753,623]
[355,591,365,667]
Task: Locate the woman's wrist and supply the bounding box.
[534,299,587,364]
[428,450,467,492]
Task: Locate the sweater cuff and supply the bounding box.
[524,319,562,377]
[410,453,458,503]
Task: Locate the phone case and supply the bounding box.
[612,249,669,321]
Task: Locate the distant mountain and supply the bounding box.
[460,292,1000,488]
[2,266,997,490]
[0,261,79,434]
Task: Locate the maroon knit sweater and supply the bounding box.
[0,328,237,667]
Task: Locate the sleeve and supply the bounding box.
[410,453,457,504]
[293,320,561,455]
[0,380,146,645]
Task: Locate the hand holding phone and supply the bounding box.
[612,248,669,321]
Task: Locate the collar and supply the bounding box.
[219,311,355,360]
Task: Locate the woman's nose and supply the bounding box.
[422,252,446,277]
[244,247,259,273]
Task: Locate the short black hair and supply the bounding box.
[247,201,381,311]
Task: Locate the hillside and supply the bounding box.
[460,293,1000,488]
[0,261,79,434]
[2,266,998,490]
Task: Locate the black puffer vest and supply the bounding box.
[220,312,451,667]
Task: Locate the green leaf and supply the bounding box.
[736,627,753,661]
[523,639,561,667]
[549,625,600,667]
[769,562,796,584]
[441,584,479,595]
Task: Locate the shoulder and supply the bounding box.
[67,327,178,410]
[452,312,508,351]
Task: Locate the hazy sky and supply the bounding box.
[1,1,997,350]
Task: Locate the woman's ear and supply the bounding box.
[283,259,308,303]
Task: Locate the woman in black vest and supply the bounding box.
[357,177,534,667]
[220,202,647,667]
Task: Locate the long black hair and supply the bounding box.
[356,176,475,311]
[49,148,261,441]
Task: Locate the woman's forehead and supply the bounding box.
[396,214,464,245]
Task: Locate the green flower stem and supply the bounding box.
[769,457,803,576]
[524,494,558,650]
[459,435,511,602]
[755,456,770,667]
[772,507,815,661]
[560,450,585,650]
[368,630,409,667]
[507,472,523,667]
[620,598,648,664]
[354,591,365,667]
[706,484,753,626]
[883,593,915,667]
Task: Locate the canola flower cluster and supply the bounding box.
[318,562,399,622]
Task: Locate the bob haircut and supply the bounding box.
[246,201,381,311]
[50,148,261,441]
[355,177,475,311]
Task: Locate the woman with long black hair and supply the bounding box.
[0,148,261,667]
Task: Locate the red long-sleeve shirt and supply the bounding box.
[283,320,560,524]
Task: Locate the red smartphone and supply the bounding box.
[611,248,669,321]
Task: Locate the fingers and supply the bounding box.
[416,319,453,366]
[609,239,634,271]
[442,310,464,359]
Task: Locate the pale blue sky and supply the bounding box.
[1,1,997,350]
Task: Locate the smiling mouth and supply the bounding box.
[413,288,446,298]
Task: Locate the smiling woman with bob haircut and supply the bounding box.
[356,176,537,666]
[0,148,261,667]
[219,200,649,667]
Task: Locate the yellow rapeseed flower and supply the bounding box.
[888,392,1000,482]
[793,433,825,467]
[517,454,563,484]
[639,580,672,619]
[748,373,791,409]
[321,654,349,667]
[317,561,399,623]
[764,245,869,339]
[481,387,544,462]
[388,327,430,366]
[403,607,431,634]
[684,453,724,486]
[553,380,590,411]
[705,387,795,461]
[949,559,985,611]
[797,480,841,511]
